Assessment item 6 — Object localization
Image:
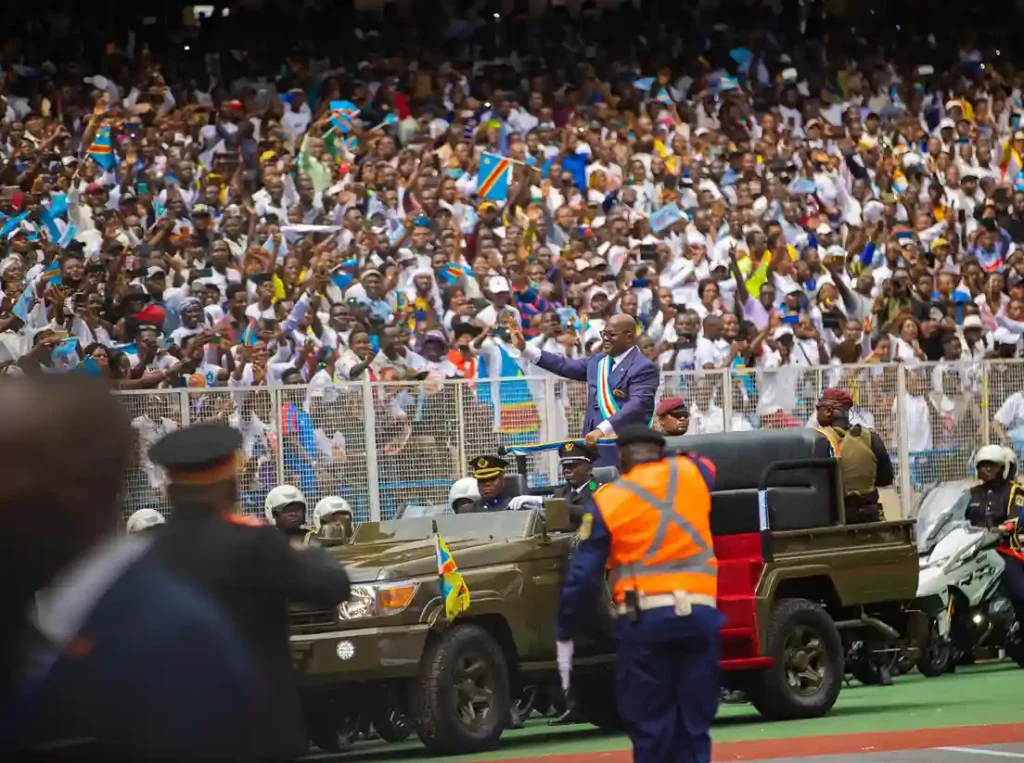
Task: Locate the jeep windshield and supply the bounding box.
[350,510,538,544]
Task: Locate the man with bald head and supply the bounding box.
[511,312,659,465]
[0,376,267,759]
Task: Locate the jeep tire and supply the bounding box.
[413,624,511,754]
[749,598,843,720]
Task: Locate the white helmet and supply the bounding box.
[1003,446,1019,482]
[264,485,307,525]
[975,445,1012,480]
[313,496,352,532]
[449,477,480,511]
[126,509,166,534]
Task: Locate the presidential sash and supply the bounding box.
[596,355,620,420]
[596,354,655,426]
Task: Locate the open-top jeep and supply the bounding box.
[290,428,924,755]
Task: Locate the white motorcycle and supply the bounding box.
[913,481,1024,676]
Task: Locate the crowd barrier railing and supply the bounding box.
[117,358,1024,523]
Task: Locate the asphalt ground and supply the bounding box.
[306,662,1024,763]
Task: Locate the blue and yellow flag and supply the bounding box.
[41,259,62,286]
[434,523,470,622]
[329,100,360,134]
[478,153,511,202]
[241,319,259,346]
[88,126,116,171]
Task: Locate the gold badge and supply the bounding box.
[477,457,488,468]
[578,513,593,541]
[612,388,627,399]
[565,443,574,452]
[1015,496,1024,506]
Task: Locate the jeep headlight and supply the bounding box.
[337,583,419,620]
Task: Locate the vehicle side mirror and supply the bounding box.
[544,498,573,533]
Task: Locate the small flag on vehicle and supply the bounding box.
[433,521,471,622]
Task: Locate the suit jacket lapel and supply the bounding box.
[608,348,635,390]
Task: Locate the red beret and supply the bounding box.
[820,388,853,409]
[656,396,689,417]
[135,304,166,328]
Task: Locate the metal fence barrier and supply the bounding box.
[118,358,1024,524]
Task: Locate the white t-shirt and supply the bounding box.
[131,415,179,491]
[995,392,1024,438]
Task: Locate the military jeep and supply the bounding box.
[290,428,924,755]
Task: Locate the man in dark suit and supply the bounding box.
[0,376,267,761]
[509,443,598,527]
[549,443,599,527]
[510,314,659,465]
[149,423,352,759]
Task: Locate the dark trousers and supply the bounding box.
[614,633,720,763]
[846,501,882,525]
[1002,556,1024,620]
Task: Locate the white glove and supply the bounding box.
[556,639,575,693]
[509,495,543,511]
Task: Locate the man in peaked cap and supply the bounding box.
[465,454,516,513]
[509,442,599,526]
[149,422,352,758]
[551,442,600,525]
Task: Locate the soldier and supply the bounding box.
[656,397,691,436]
[312,496,354,543]
[449,477,481,514]
[510,442,599,527]
[466,455,516,512]
[149,423,351,760]
[815,388,894,524]
[265,484,316,546]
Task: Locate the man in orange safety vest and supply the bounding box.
[554,424,722,763]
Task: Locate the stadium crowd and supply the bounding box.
[3,1,1024,514]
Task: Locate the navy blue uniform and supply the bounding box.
[557,457,724,763]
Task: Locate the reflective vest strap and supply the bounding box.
[606,458,716,582]
[609,558,710,586]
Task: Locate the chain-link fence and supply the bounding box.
[116,359,1024,524]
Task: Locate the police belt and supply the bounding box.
[613,591,717,617]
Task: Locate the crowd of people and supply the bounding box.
[3,2,1024,515]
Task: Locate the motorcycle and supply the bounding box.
[912,480,1024,676]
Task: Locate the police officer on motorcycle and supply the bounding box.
[966,446,1024,621]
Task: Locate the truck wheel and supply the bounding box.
[413,624,511,755]
[573,675,622,732]
[750,598,843,720]
[916,618,952,678]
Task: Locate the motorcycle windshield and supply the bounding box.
[916,482,973,553]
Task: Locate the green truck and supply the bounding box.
[290,429,924,755]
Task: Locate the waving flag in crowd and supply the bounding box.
[87,126,117,170]
[329,100,360,134]
[478,153,512,203]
